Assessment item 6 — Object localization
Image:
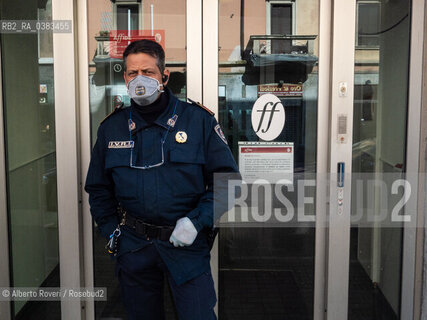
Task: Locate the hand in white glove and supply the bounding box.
[169,217,198,247]
[169,234,186,247]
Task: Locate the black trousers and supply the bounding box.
[115,243,217,320]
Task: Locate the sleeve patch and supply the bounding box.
[214,124,228,145]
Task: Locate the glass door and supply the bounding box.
[324,0,419,319]
[210,0,419,319]
[216,0,320,318]
[348,0,412,319]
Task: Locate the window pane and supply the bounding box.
[117,5,139,31]
[0,0,60,317]
[350,0,411,318]
[271,4,292,53]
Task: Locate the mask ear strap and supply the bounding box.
[159,83,165,93]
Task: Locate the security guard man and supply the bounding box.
[85,40,239,319]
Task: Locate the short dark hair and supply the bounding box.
[123,40,165,73]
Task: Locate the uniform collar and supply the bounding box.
[129,87,179,134]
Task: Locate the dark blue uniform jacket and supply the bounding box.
[85,89,239,285]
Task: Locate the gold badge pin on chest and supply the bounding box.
[175,131,187,143]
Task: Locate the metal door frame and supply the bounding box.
[401,0,426,318]
[325,0,356,318]
[52,0,86,319]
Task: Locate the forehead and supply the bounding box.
[126,52,158,71]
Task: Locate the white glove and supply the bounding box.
[169,217,198,247]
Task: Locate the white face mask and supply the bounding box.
[127,75,164,106]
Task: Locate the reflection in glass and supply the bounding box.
[218,0,319,318]
[0,0,60,318]
[350,0,411,318]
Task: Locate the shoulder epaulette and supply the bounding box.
[187,98,215,116]
[101,103,124,124]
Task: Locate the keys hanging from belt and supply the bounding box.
[105,206,127,256]
[106,227,121,256]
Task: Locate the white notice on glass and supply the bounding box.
[238,142,294,184]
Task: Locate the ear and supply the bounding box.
[162,69,170,86]
[123,73,128,87]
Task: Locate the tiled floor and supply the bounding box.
[348,262,398,320]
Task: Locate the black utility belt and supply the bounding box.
[124,213,174,241]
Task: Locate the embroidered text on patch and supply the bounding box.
[108,141,135,148]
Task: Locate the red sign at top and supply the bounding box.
[109,30,165,59]
[241,147,293,153]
